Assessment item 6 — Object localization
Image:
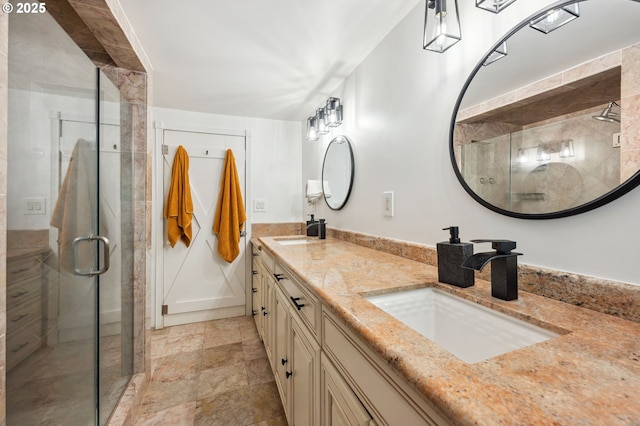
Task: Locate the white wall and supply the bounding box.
[302,1,640,286]
[154,107,302,223]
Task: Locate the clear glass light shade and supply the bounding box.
[536,146,550,162]
[483,41,507,66]
[306,116,319,141]
[516,148,528,163]
[559,140,575,158]
[476,0,517,13]
[325,97,342,127]
[423,0,461,53]
[529,3,579,34]
[316,108,329,135]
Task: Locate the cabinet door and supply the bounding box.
[291,316,320,426]
[274,287,291,417]
[252,261,263,336]
[321,354,376,426]
[263,274,275,364]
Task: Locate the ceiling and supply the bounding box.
[119,0,420,121]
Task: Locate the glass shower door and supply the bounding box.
[7,9,133,425]
[97,69,134,423]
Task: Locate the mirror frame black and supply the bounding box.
[322,135,355,211]
[449,0,640,219]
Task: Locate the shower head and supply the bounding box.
[593,101,621,123]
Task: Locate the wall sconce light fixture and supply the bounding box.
[423,0,461,53]
[483,41,507,66]
[476,0,517,14]
[529,4,579,34]
[306,97,343,141]
[306,116,319,141]
[592,101,621,123]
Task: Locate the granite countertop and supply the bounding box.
[257,236,640,425]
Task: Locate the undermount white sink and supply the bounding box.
[365,287,559,364]
[275,238,314,246]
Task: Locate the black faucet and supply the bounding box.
[461,239,522,301]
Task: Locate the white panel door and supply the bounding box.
[161,130,246,326]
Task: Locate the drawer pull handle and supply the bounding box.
[274,273,285,281]
[290,297,305,311]
[252,270,259,275]
[252,287,258,293]
[263,311,268,316]
[281,358,288,365]
[286,371,292,379]
[261,306,265,311]
[252,310,258,316]
[12,343,29,353]
[11,313,29,323]
[11,290,29,298]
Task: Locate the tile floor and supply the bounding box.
[134,316,287,425]
[7,334,129,425]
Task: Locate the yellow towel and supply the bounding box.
[164,145,193,247]
[213,149,246,262]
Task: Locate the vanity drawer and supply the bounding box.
[275,263,320,339]
[261,248,276,274]
[7,275,42,307]
[323,311,447,426]
[7,318,43,371]
[7,255,42,285]
[7,295,42,331]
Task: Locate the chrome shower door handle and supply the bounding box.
[72,234,111,277]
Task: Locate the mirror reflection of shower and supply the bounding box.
[593,101,621,123]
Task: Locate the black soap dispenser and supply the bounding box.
[437,226,474,288]
[306,214,318,237]
[318,219,326,240]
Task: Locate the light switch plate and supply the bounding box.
[613,132,621,148]
[383,191,394,217]
[254,198,267,212]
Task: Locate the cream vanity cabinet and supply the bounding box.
[254,243,446,425]
[272,261,321,425]
[6,252,45,370]
[251,244,263,336]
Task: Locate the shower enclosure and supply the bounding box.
[7,9,134,425]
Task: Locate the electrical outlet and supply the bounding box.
[383,191,394,217]
[254,198,267,212]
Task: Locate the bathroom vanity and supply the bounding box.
[252,236,640,425]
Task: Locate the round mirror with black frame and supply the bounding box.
[450,0,640,219]
[322,135,355,210]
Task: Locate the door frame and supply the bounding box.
[152,121,253,329]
